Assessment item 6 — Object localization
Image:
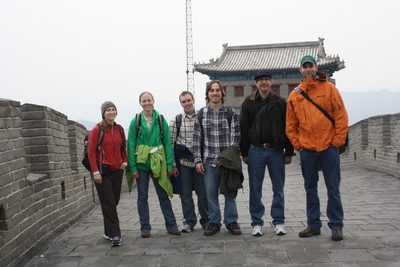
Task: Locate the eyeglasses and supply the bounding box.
[257,77,271,82]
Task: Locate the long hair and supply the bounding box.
[98,119,111,132]
[205,80,226,104]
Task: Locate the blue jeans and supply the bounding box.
[180,165,209,228]
[203,164,238,228]
[136,170,178,233]
[299,146,344,230]
[248,144,285,227]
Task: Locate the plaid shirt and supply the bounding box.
[169,111,197,168]
[193,105,240,167]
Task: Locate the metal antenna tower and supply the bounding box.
[186,0,195,95]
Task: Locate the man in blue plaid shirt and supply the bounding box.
[193,80,242,236]
[169,91,209,233]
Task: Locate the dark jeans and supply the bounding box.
[94,169,123,238]
[300,146,344,230]
[180,165,209,228]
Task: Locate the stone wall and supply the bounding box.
[341,113,400,178]
[0,99,96,267]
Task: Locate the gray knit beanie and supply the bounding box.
[101,101,116,118]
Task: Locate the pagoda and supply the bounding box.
[194,38,345,111]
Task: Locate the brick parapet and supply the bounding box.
[341,113,400,178]
[0,99,95,267]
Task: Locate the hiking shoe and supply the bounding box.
[227,222,242,235]
[111,236,122,247]
[331,229,343,241]
[275,224,287,235]
[299,227,321,237]
[252,225,263,236]
[204,223,220,236]
[170,229,181,235]
[141,232,150,238]
[182,224,194,233]
[103,234,112,240]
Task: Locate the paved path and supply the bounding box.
[22,156,400,266]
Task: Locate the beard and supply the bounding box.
[302,72,317,78]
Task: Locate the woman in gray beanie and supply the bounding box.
[87,101,128,247]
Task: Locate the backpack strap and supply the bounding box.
[97,125,104,151]
[226,105,233,129]
[197,108,204,132]
[135,113,141,133]
[135,112,164,140]
[295,88,335,125]
[158,114,164,140]
[175,114,183,137]
[97,125,104,164]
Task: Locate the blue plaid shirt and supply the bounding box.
[193,105,240,167]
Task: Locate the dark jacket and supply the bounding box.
[217,146,244,198]
[240,90,294,157]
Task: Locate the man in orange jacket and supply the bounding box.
[286,55,348,241]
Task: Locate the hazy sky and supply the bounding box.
[1,0,399,129]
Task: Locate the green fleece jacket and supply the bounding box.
[217,146,244,198]
[127,110,173,197]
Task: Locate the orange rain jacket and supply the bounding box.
[286,72,348,152]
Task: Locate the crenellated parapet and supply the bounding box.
[341,113,400,178]
[0,99,95,267]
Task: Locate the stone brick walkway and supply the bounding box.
[20,156,400,266]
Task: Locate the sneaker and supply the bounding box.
[181,224,194,233]
[111,236,122,247]
[227,221,242,235]
[331,229,343,241]
[103,234,111,240]
[252,225,263,236]
[274,224,287,235]
[170,229,181,235]
[299,227,321,237]
[204,223,220,236]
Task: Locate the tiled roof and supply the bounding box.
[194,38,345,74]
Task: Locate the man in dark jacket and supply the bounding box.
[240,70,294,236]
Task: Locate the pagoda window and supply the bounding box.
[234,86,244,97]
[271,85,280,95]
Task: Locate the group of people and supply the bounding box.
[88,55,349,247]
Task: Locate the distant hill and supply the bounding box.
[76,119,130,136]
[341,89,400,126]
[77,119,96,131]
